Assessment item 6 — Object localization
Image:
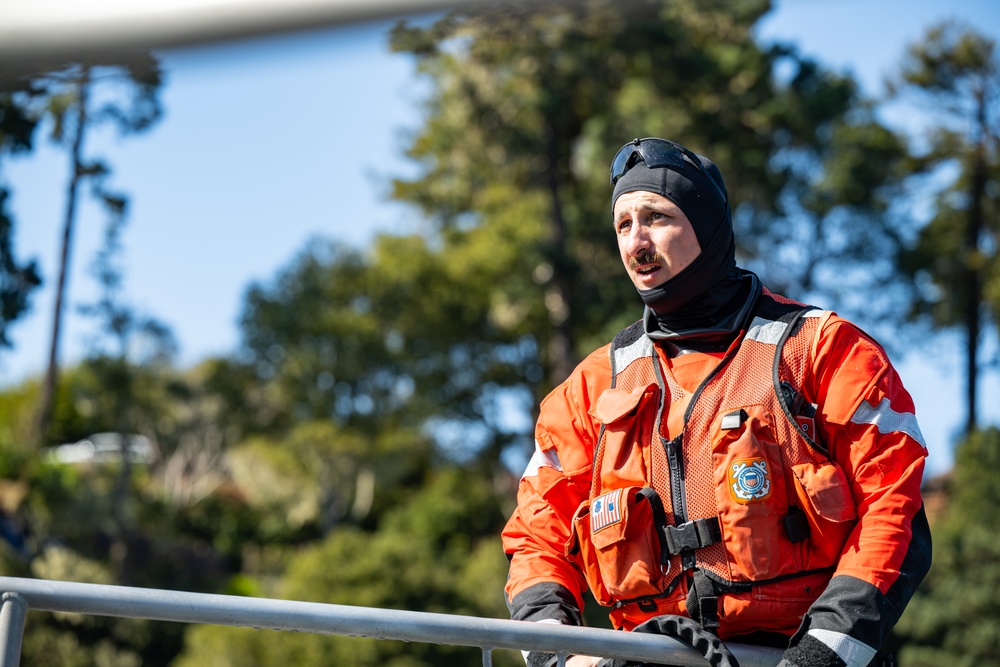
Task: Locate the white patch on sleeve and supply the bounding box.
[808,629,877,667]
[522,440,563,479]
[851,397,926,447]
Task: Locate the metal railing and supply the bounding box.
[0,576,782,667]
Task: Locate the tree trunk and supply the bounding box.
[542,118,576,387]
[36,66,90,445]
[962,90,989,437]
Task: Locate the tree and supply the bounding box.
[24,55,164,444]
[76,181,177,582]
[0,354,294,667]
[890,23,1000,436]
[389,0,897,405]
[768,109,915,329]
[0,89,43,350]
[0,190,41,349]
[236,235,537,465]
[172,467,520,667]
[893,428,1000,665]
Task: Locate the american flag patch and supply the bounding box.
[591,488,624,533]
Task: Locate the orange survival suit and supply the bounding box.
[503,288,931,665]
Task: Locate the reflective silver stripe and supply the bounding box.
[521,440,563,478]
[745,316,786,345]
[807,629,876,667]
[851,397,926,447]
[613,335,653,374]
[745,308,827,346]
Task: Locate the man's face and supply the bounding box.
[613,190,702,291]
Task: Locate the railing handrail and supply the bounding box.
[0,576,782,667]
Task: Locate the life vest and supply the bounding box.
[568,290,858,636]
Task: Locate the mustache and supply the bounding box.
[628,252,661,271]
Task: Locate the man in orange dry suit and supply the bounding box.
[502,138,931,667]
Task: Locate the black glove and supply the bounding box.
[777,634,846,667]
[525,651,561,667]
[597,614,738,667]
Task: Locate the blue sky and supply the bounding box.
[3,0,999,475]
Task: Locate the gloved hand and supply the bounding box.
[777,634,846,667]
[595,614,737,667]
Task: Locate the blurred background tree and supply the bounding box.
[389,0,889,391]
[893,428,1000,665]
[0,89,43,351]
[890,22,999,437]
[25,55,164,446]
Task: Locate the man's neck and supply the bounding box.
[643,270,761,349]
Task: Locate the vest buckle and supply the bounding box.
[637,597,658,612]
[663,517,723,556]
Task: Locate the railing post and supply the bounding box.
[0,592,28,667]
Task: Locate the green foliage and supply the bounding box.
[0,87,43,350]
[389,0,906,391]
[227,419,434,538]
[0,379,38,477]
[0,188,42,348]
[237,235,536,466]
[0,362,252,667]
[895,428,1000,665]
[173,467,519,667]
[893,22,999,326]
[20,621,143,667]
[116,6,931,664]
[888,22,999,432]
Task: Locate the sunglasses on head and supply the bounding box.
[609,137,727,205]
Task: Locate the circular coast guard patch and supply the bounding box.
[729,458,772,504]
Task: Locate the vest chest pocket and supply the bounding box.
[570,487,667,602]
[790,461,856,522]
[789,459,857,567]
[712,406,787,508]
[590,383,659,489]
[710,405,796,581]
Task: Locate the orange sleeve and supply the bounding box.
[803,316,931,656]
[502,345,612,622]
[811,315,929,590]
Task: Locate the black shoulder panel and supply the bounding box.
[755,292,814,324]
[611,319,646,352]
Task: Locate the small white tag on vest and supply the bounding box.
[721,409,748,430]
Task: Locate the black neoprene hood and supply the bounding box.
[611,144,737,316]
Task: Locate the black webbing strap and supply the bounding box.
[783,506,810,543]
[636,488,671,563]
[685,569,720,633]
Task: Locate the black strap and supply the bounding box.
[685,570,720,633]
[636,488,671,564]
[784,506,810,543]
[772,309,829,459]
